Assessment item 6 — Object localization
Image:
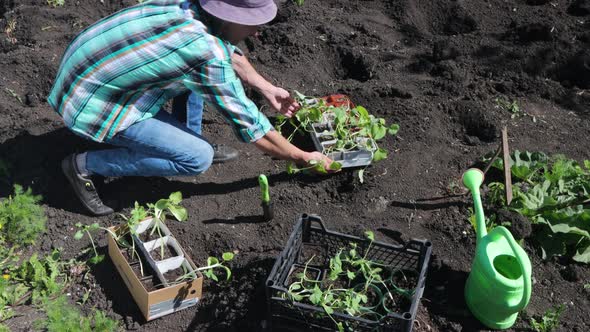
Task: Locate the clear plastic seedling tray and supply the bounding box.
[309,120,376,168]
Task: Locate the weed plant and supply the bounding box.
[530,304,564,332]
[36,295,120,332]
[0,185,46,246]
[483,151,590,262]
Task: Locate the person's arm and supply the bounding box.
[231,52,298,117]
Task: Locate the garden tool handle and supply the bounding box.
[258,174,270,203]
[495,226,531,311]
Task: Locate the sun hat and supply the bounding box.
[199,0,277,26]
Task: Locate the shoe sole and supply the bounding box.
[61,156,113,216]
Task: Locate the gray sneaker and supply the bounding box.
[61,154,114,216]
[212,144,239,164]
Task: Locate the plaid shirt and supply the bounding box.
[48,0,271,143]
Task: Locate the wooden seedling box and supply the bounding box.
[107,221,203,321]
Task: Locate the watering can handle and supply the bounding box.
[495,227,531,311]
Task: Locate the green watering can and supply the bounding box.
[463,168,532,330]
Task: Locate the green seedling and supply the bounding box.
[293,0,304,6]
[0,184,46,246]
[495,98,524,119]
[286,159,342,175]
[195,252,235,282]
[47,0,65,7]
[74,223,107,265]
[530,304,564,332]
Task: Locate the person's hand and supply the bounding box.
[261,86,300,117]
[301,151,340,174]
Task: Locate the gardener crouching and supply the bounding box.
[48,0,334,216]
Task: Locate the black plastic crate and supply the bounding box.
[266,214,432,332]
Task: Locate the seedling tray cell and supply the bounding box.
[266,214,432,332]
[143,235,184,264]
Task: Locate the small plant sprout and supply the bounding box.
[74,223,109,264]
[4,88,23,104]
[195,252,235,282]
[4,19,17,44]
[47,0,65,7]
[530,304,565,332]
[286,159,342,175]
[495,97,525,119]
[146,192,188,259]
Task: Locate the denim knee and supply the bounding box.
[175,143,214,175]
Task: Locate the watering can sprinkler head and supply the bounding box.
[463,168,485,193]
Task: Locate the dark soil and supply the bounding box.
[1,0,589,331]
[148,244,178,262]
[285,264,322,288]
[297,243,329,266]
[164,267,187,284]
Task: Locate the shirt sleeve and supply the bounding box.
[184,57,272,143]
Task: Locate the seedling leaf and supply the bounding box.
[222,252,235,261]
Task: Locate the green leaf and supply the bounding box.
[329,161,342,171]
[584,160,590,171]
[364,230,375,241]
[286,162,299,175]
[370,123,387,140]
[74,231,84,240]
[168,191,182,204]
[573,241,590,263]
[223,266,232,280]
[347,270,355,280]
[309,286,323,305]
[355,106,369,120]
[222,252,235,261]
[290,283,302,291]
[373,148,387,162]
[168,205,188,222]
[89,255,105,265]
[388,123,400,136]
[207,257,219,266]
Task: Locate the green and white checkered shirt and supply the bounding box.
[48,0,271,143]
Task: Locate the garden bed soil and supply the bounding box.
[1,0,590,331]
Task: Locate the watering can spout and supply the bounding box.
[462,168,487,239]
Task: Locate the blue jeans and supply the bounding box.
[86,93,209,177]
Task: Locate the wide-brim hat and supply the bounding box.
[199,0,277,26]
